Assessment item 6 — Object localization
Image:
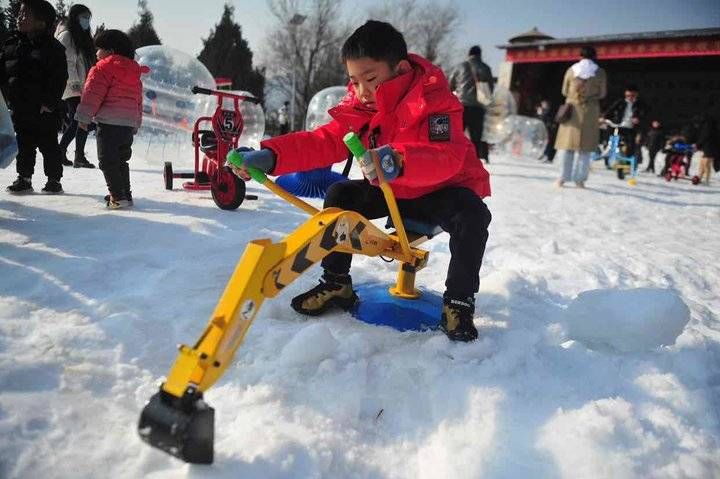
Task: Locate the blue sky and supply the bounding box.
[78,0,719,71]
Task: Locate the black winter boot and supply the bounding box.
[6,176,33,194]
[73,157,96,168]
[440,295,478,342]
[41,180,63,194]
[291,271,358,316]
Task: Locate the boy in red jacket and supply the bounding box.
[233,21,491,341]
[75,29,147,208]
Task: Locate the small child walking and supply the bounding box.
[75,29,147,208]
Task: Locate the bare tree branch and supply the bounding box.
[366,0,459,66]
[263,0,349,129]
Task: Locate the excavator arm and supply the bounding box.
[138,206,427,463]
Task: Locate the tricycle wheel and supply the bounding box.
[164,162,173,190]
[691,175,700,185]
[211,167,246,210]
[617,167,625,180]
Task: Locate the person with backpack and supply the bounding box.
[449,45,494,163]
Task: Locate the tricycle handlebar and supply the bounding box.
[191,85,261,104]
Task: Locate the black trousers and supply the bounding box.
[97,123,134,198]
[463,105,489,163]
[321,180,492,299]
[647,146,662,172]
[14,118,64,181]
[618,127,638,159]
[59,96,90,161]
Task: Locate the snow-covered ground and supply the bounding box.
[1,139,719,479]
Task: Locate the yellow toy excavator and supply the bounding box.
[137,133,443,463]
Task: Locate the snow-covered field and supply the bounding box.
[1,140,719,479]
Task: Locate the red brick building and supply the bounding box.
[497,28,720,131]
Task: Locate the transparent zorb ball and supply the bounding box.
[135,45,216,165]
[482,86,517,144]
[305,86,348,130]
[220,91,265,149]
[0,92,17,169]
[495,115,548,160]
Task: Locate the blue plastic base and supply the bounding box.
[276,168,347,199]
[350,283,443,332]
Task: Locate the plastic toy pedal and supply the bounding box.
[351,283,443,331]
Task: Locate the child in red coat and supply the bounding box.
[75,29,148,208]
[232,21,492,341]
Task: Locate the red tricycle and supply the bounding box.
[663,141,700,185]
[163,86,260,210]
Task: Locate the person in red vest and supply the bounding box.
[231,21,492,342]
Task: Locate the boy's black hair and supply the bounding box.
[625,83,639,92]
[468,45,482,57]
[341,20,407,68]
[579,45,597,60]
[21,0,56,34]
[95,29,135,59]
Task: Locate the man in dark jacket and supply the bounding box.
[536,99,557,162]
[449,45,494,163]
[644,119,664,173]
[603,84,648,161]
[0,0,68,194]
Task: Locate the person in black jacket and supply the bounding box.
[696,114,719,185]
[0,0,68,194]
[644,119,664,173]
[603,84,648,161]
[536,99,557,162]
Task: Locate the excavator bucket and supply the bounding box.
[138,387,214,464]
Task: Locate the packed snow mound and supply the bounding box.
[537,397,719,479]
[278,323,339,366]
[564,288,690,352]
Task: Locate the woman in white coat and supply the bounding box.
[55,4,95,168]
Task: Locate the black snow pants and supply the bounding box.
[14,117,64,181]
[97,123,134,199]
[321,180,492,299]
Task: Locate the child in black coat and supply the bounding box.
[0,0,68,194]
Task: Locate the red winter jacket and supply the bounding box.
[75,54,149,128]
[261,54,491,199]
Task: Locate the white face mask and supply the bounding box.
[79,16,91,31]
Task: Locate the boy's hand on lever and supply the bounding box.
[227,148,276,181]
[358,145,403,184]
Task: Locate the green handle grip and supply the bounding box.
[343,132,367,159]
[226,149,267,183]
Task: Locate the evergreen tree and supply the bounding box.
[127,0,161,48]
[1,0,21,43]
[5,0,21,30]
[197,3,264,102]
[54,0,67,22]
[7,0,21,21]
[94,22,106,38]
[0,7,8,44]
